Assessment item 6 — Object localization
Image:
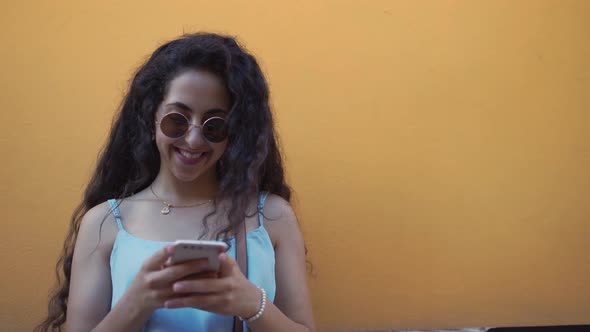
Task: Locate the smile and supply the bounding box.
[174,147,207,165]
[179,149,203,159]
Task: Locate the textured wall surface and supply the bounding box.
[1,1,589,331]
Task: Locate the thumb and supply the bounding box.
[217,253,237,277]
[142,245,175,271]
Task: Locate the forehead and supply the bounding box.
[162,69,230,112]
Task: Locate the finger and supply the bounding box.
[151,287,179,304]
[172,277,227,294]
[164,292,226,310]
[150,258,210,287]
[179,271,219,281]
[142,245,175,271]
[217,253,236,278]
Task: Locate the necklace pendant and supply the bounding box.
[161,204,171,215]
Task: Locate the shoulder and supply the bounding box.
[261,193,296,223]
[80,200,118,232]
[260,193,302,248]
[75,200,119,257]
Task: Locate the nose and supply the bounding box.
[184,124,206,147]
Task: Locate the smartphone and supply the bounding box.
[169,240,229,271]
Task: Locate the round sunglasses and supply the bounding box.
[155,112,228,143]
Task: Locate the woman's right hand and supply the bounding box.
[124,245,213,313]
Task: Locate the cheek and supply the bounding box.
[215,142,228,157]
[154,135,176,155]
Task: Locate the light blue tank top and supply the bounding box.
[107,192,276,332]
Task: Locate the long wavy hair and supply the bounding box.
[35,32,291,331]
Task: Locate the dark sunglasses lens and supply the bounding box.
[202,117,228,143]
[160,113,188,138]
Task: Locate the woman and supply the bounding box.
[37,32,314,332]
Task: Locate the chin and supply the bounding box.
[171,165,217,183]
[172,170,205,183]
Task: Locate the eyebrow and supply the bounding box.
[165,102,228,114]
[165,102,192,112]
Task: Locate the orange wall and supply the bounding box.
[1,1,589,331]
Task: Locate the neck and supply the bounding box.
[150,169,218,204]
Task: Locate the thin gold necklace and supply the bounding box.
[149,185,212,215]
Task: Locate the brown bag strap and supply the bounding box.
[233,219,248,332]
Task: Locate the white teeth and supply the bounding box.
[179,150,203,159]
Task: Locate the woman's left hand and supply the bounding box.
[164,253,261,318]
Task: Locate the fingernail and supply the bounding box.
[173,282,183,292]
[165,300,179,308]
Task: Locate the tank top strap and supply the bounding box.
[257,191,269,227]
[107,199,124,230]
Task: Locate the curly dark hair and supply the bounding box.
[35,32,291,331]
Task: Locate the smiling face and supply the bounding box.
[154,69,231,183]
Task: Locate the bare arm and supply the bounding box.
[247,195,315,331]
[66,203,153,332]
[65,202,130,331]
